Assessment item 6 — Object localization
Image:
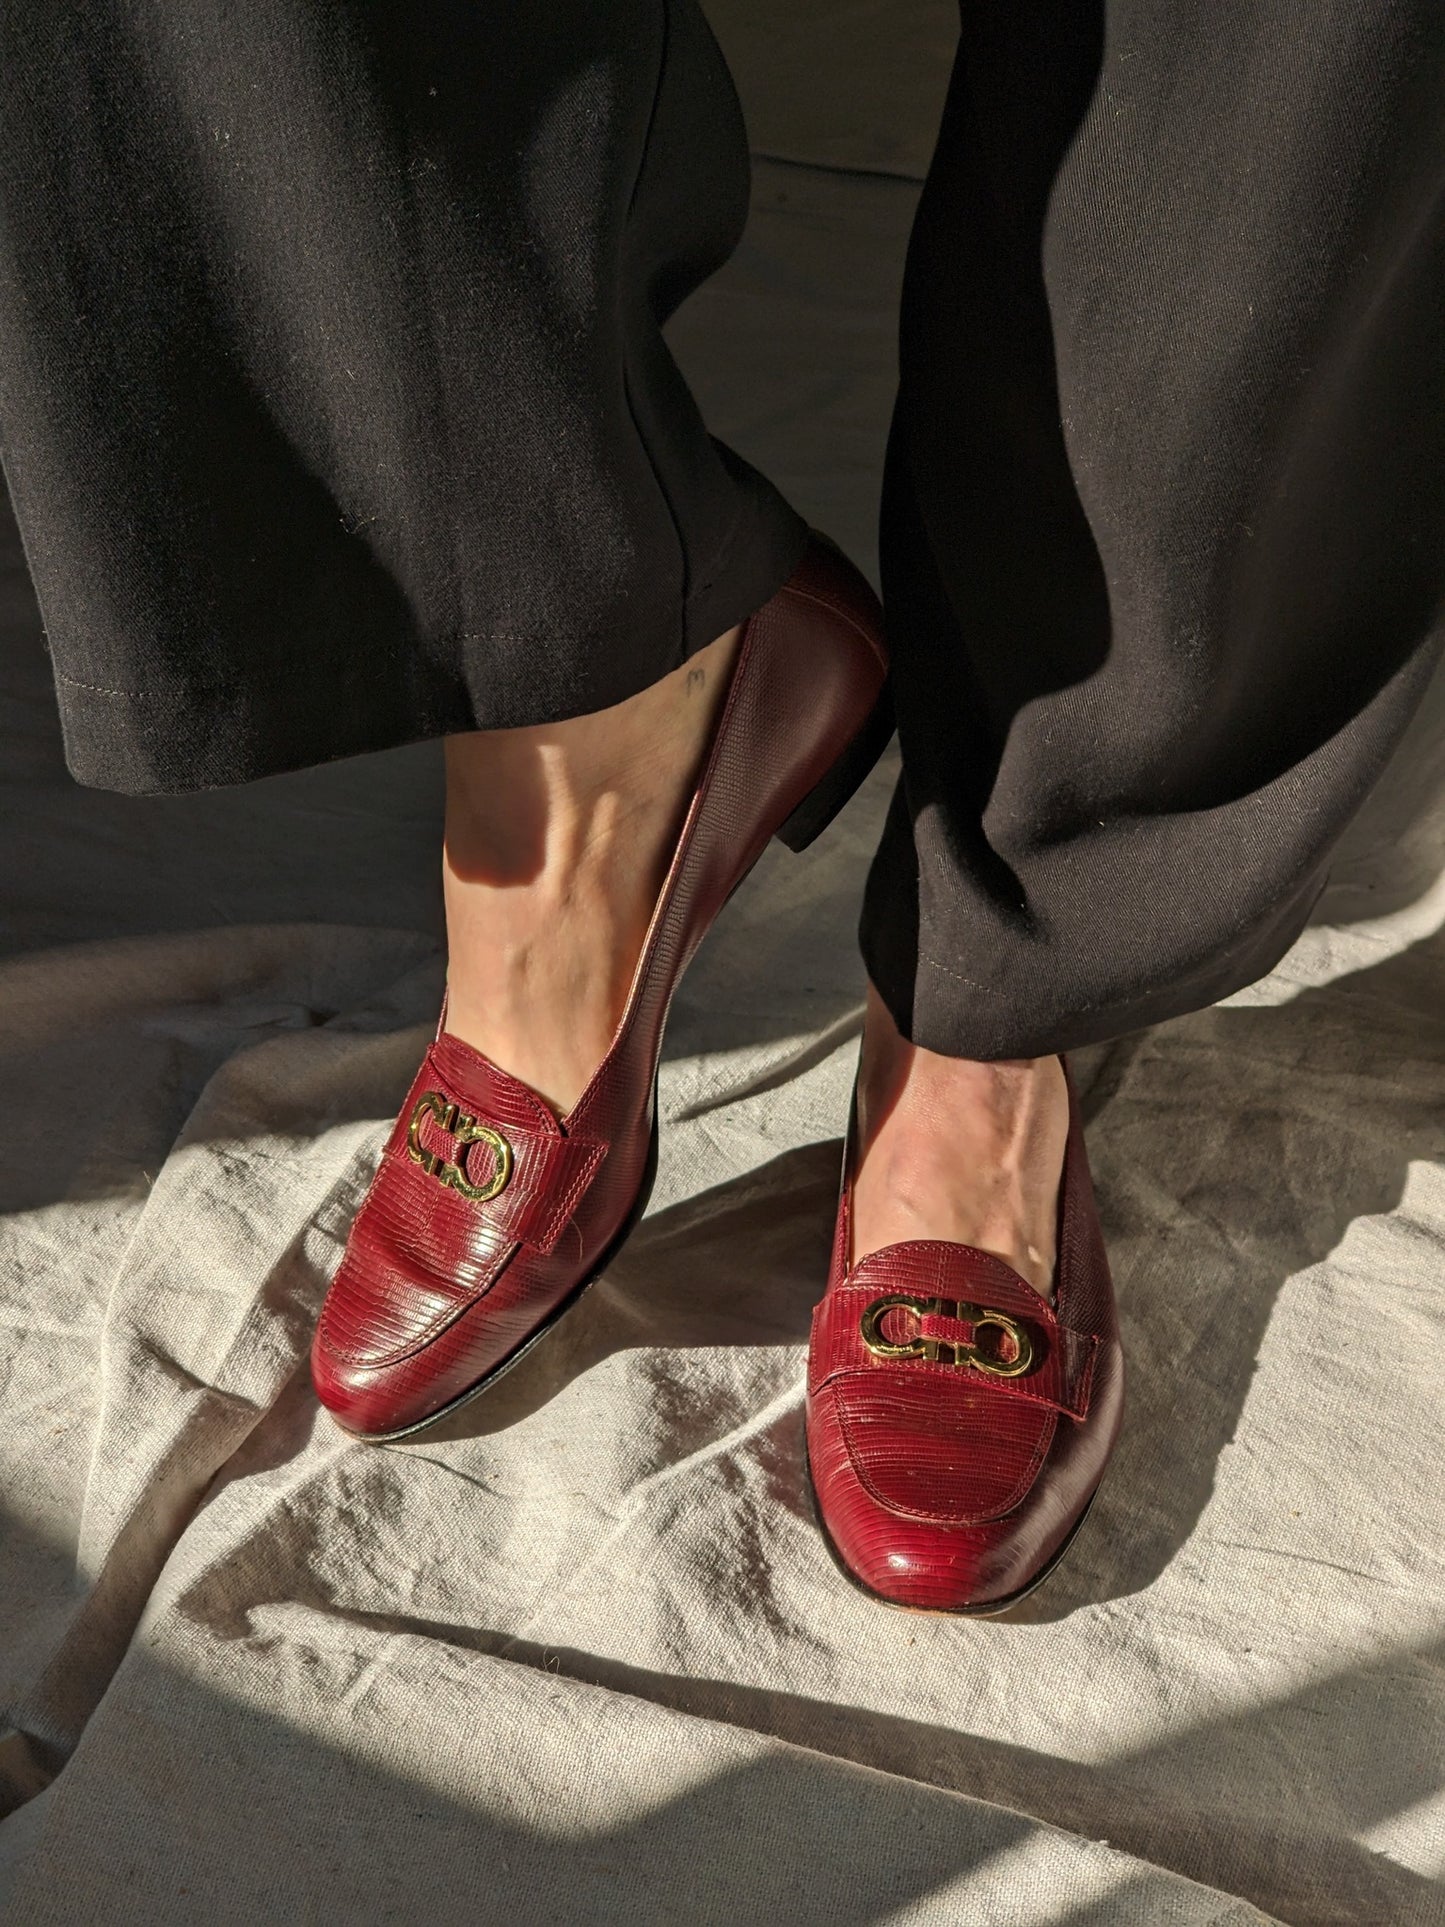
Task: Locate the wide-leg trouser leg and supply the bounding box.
[862,2,1445,1060]
[5,3,1443,1056]
[0,1,804,791]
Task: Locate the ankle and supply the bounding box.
[436,621,745,1115]
[443,738,630,892]
[851,986,1068,1296]
[856,988,1059,1147]
[442,621,744,892]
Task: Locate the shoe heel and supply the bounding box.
[775,681,895,853]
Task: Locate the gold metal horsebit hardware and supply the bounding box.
[406,1091,514,1203]
[859,1293,1034,1378]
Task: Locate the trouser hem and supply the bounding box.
[58,482,808,797]
[860,855,1329,1061]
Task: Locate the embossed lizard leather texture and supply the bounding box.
[312,535,889,1439]
[806,1066,1124,1612]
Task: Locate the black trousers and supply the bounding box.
[2,3,1442,1058]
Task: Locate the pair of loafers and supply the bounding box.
[311,536,1123,1613]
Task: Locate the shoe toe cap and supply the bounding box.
[808,1377,1067,1612]
[310,1236,479,1434]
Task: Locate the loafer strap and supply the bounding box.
[810,1278,1098,1420]
[399,1083,606,1256]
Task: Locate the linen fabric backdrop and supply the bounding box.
[1,4,1442,1922]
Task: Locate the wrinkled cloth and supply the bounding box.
[2,4,1443,1921]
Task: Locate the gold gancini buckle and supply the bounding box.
[860,1293,1034,1378]
[406,1092,513,1203]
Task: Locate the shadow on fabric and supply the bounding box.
[456,1633,1445,1927]
[1,1625,1051,1924]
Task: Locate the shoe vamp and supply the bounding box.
[320,1216,511,1365]
[833,1374,1057,1527]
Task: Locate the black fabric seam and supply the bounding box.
[618,0,693,644]
[751,148,927,188]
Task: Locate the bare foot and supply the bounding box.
[441,625,743,1117]
[849,984,1069,1299]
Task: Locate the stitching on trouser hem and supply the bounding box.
[53,669,157,699]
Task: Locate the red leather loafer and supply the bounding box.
[805,1065,1123,1612]
[313,535,889,1439]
